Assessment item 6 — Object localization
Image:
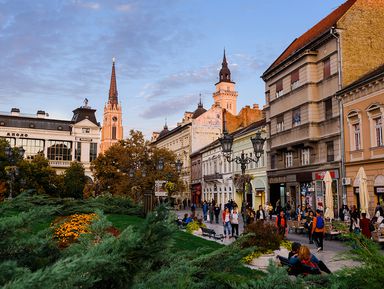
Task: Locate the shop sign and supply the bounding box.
[269,176,286,184]
[376,187,384,193]
[6,132,29,137]
[313,170,339,180]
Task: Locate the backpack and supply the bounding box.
[316,216,324,229]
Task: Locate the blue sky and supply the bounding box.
[0,0,346,138]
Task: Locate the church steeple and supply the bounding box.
[108,57,118,106]
[219,49,231,83]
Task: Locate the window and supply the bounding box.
[285,152,293,168]
[291,69,299,90]
[75,142,81,161]
[323,57,331,78]
[326,141,334,162]
[292,108,301,127]
[375,117,383,146]
[47,140,72,161]
[82,128,90,133]
[90,143,97,162]
[353,123,361,150]
[277,115,284,132]
[275,79,283,98]
[301,148,310,165]
[112,126,117,140]
[325,98,332,120]
[265,91,270,103]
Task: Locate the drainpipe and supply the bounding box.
[330,27,346,206]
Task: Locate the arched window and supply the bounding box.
[366,104,383,147]
[347,110,362,151]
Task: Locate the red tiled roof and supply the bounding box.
[264,0,357,75]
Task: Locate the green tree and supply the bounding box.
[92,130,183,202]
[18,154,61,196]
[62,161,86,199]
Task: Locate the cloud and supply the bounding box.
[72,0,100,10]
[116,4,133,12]
[139,94,198,119]
[140,64,217,100]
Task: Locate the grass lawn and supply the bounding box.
[106,214,223,253]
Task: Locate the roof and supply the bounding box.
[263,0,357,76]
[152,122,192,144]
[337,64,384,95]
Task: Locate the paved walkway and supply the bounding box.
[174,208,361,272]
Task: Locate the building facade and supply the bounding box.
[262,0,384,215]
[100,58,124,154]
[231,120,267,210]
[152,52,264,203]
[0,103,100,177]
[337,65,384,215]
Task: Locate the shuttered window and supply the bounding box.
[291,69,299,83]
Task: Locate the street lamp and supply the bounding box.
[4,146,25,199]
[219,130,265,210]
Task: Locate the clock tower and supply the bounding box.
[100,58,123,154]
[213,50,238,115]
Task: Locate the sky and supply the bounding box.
[0,0,346,138]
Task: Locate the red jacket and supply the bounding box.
[360,217,371,238]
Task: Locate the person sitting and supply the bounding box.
[297,245,321,275]
[182,213,193,226]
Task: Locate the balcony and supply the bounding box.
[204,173,223,182]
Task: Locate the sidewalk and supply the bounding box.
[174,208,360,272]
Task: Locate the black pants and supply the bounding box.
[231,223,239,237]
[313,231,324,249]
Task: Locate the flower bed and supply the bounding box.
[51,213,97,247]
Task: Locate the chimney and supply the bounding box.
[253,104,259,110]
[11,108,20,116]
[36,110,46,118]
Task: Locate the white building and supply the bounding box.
[0,103,100,177]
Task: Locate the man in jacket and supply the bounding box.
[311,209,325,252]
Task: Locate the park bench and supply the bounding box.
[201,227,224,241]
[288,220,305,234]
[324,223,341,240]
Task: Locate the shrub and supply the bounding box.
[240,220,282,252]
[186,221,206,234]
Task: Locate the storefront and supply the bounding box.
[313,169,340,216]
[374,175,384,204]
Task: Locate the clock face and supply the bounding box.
[112,116,118,122]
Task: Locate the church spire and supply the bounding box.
[108,57,118,106]
[219,49,231,83]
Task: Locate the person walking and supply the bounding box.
[214,204,221,224]
[222,207,231,239]
[208,203,214,224]
[256,205,266,221]
[305,210,314,244]
[276,210,287,238]
[231,207,239,238]
[312,209,325,252]
[202,201,208,221]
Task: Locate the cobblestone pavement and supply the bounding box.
[174,208,361,272]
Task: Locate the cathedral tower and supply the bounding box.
[100,58,123,154]
[212,50,238,115]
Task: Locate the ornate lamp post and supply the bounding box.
[131,158,183,214]
[4,146,25,199]
[219,131,265,209]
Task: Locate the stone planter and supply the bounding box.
[249,246,288,271]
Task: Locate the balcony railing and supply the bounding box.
[204,173,223,181]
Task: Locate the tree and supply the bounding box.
[62,162,86,199]
[18,154,61,196]
[91,130,183,202]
